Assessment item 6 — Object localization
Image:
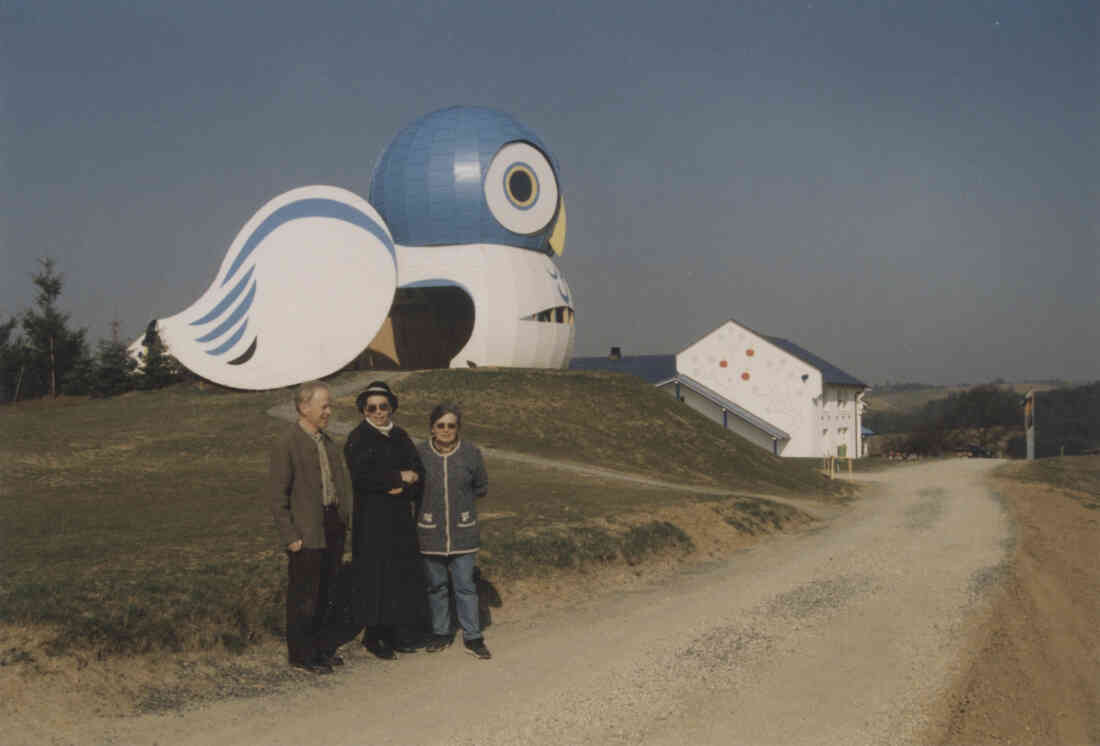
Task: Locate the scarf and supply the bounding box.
[367,419,394,436]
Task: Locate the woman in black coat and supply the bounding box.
[343,380,426,659]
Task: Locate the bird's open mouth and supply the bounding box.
[362,286,475,369]
[523,306,574,324]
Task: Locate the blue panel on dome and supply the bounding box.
[369,106,561,252]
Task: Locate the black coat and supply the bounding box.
[344,421,426,629]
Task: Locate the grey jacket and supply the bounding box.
[269,423,353,549]
[415,439,488,555]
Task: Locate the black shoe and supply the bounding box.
[425,634,452,653]
[290,658,334,675]
[463,638,491,660]
[392,640,419,654]
[363,638,396,660]
[319,650,344,667]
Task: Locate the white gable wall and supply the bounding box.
[656,380,780,454]
[677,321,824,457]
[675,320,867,458]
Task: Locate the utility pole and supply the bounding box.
[1023,390,1036,460]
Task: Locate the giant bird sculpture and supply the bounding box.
[138,106,574,390]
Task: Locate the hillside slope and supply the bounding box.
[333,368,841,496]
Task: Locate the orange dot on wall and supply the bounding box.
[741,371,751,381]
[719,360,728,368]
[746,348,755,356]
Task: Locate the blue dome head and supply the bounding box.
[369,106,565,254]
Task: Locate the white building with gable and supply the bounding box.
[656,319,870,458]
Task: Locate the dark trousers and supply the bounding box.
[286,506,345,664]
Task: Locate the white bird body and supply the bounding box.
[394,243,574,368]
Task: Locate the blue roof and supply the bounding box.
[568,354,677,384]
[368,106,559,253]
[765,337,868,387]
[667,373,791,441]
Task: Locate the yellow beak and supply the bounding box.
[548,197,567,256]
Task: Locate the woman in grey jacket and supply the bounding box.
[415,402,491,659]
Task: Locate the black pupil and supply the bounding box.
[509,170,533,202]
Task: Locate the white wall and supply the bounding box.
[657,381,779,454]
[818,384,865,458]
[677,320,824,457]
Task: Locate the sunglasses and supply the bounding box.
[432,421,458,430]
[364,403,391,413]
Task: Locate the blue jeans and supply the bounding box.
[423,553,480,641]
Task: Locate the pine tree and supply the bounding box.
[89,339,136,398]
[20,258,89,398]
[139,322,185,389]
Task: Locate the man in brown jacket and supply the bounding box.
[270,380,352,674]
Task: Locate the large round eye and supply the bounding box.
[484,141,559,235]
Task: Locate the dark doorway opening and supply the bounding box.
[360,285,475,370]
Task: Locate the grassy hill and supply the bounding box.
[333,369,839,495]
[0,369,842,658]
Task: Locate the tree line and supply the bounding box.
[866,382,1100,458]
[1009,382,1100,458]
[1,259,187,403]
[866,385,1022,436]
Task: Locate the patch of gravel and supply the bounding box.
[136,656,330,714]
[763,575,874,620]
[677,623,774,674]
[966,559,1014,601]
[904,487,947,530]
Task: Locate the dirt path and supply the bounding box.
[30,458,1020,745]
[933,466,1100,744]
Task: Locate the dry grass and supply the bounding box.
[1,385,289,656]
[997,454,1100,507]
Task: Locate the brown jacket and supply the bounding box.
[269,423,353,549]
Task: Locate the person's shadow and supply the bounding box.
[472,566,503,632]
[325,563,503,648]
[327,563,363,648]
[440,566,502,640]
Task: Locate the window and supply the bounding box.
[529,307,574,324]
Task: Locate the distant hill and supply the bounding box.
[867,381,1066,415]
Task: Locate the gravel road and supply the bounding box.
[86,458,1009,745]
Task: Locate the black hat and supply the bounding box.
[357,380,398,413]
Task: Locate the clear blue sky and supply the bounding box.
[3,0,1096,385]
